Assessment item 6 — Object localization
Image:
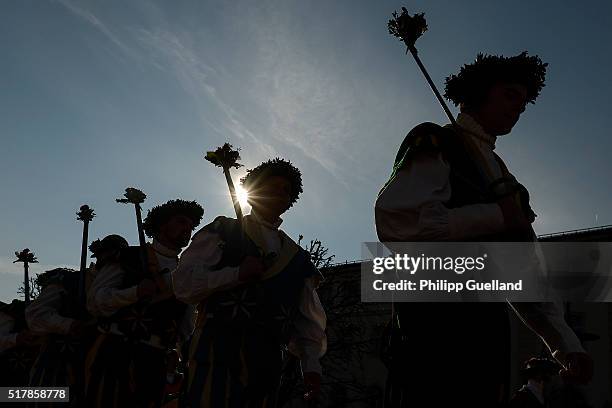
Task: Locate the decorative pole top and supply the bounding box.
[388,7,428,51]
[13,248,38,264]
[77,205,96,222]
[116,187,147,205]
[205,143,243,170]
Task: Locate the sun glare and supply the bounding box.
[236,185,249,209]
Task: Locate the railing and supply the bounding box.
[326,258,371,268]
[537,224,612,240]
[326,225,612,267]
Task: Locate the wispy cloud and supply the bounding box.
[133,27,278,159]
[54,0,369,187]
[55,0,131,55]
[254,59,356,186]
[244,6,361,187]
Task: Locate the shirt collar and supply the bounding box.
[456,112,498,150]
[248,211,283,230]
[151,239,181,258]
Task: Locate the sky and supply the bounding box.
[1,0,611,302]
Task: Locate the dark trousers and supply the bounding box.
[384,303,510,407]
[85,334,167,408]
[183,320,283,408]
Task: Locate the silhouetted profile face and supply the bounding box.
[469,82,528,136]
[158,215,195,249]
[248,175,292,221]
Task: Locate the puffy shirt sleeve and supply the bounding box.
[375,150,505,241]
[87,262,139,317]
[172,229,241,305]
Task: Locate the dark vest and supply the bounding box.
[196,216,319,345]
[100,246,187,347]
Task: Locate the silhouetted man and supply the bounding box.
[85,200,203,408]
[375,52,592,406]
[26,267,94,405]
[174,158,326,407]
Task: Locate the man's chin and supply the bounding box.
[250,204,287,219]
[176,237,190,249]
[496,126,514,136]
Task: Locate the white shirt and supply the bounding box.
[172,212,327,374]
[87,239,195,340]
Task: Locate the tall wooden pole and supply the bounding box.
[24,261,30,305]
[77,205,95,307]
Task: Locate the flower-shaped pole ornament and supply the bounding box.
[388,7,457,127]
[116,187,149,274]
[76,205,95,307]
[14,249,38,304]
[388,7,427,53]
[205,143,244,221]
